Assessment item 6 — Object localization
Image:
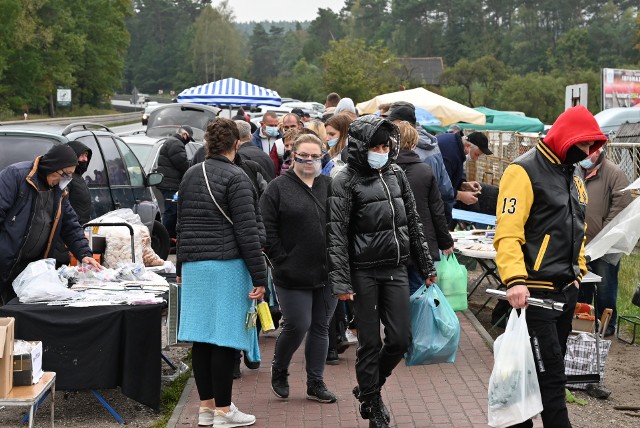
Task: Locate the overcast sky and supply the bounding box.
[227,0,345,23]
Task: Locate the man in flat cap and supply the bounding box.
[0,144,102,304]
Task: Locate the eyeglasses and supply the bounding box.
[56,170,73,178]
[294,152,323,160]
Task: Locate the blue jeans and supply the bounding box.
[578,258,619,333]
[407,265,424,296]
[161,190,177,239]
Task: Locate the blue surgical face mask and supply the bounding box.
[579,158,594,169]
[327,138,338,148]
[265,126,279,137]
[367,151,389,170]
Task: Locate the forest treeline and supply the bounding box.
[1,0,639,123]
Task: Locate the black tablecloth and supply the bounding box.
[0,300,163,409]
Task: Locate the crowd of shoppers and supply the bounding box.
[3,90,634,428]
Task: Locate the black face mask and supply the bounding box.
[564,145,589,165]
[283,150,292,162]
[76,161,89,175]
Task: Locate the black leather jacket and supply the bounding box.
[327,115,436,295]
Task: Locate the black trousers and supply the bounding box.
[328,301,346,351]
[192,342,235,407]
[509,285,579,428]
[351,264,411,400]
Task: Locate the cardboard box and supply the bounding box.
[573,314,596,333]
[13,340,43,386]
[0,317,15,398]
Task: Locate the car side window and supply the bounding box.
[75,136,108,186]
[98,136,129,186]
[115,138,144,186]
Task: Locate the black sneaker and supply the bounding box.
[336,338,350,354]
[271,366,289,399]
[353,386,390,424]
[232,358,241,379]
[359,395,390,428]
[243,352,260,370]
[306,380,337,403]
[326,348,340,365]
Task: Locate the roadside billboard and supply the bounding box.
[601,68,640,110]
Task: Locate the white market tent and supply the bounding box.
[176,77,281,107]
[356,87,486,127]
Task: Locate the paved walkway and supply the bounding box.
[169,311,496,428]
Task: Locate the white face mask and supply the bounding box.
[59,176,72,190]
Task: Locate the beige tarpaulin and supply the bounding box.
[356,87,486,127]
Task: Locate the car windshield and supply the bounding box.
[128,143,154,164]
[0,136,57,171]
[146,105,216,140]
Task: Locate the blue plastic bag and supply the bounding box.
[405,284,460,366]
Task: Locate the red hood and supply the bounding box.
[543,106,607,162]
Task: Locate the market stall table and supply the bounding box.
[0,299,163,410]
[0,372,56,428]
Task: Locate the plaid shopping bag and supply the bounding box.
[564,332,611,389]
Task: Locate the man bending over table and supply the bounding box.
[0,144,102,305]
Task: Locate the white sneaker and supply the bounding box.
[198,407,216,426]
[213,403,256,427]
[345,328,358,344]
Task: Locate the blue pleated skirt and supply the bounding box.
[178,259,260,362]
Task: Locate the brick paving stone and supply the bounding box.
[170,312,497,427]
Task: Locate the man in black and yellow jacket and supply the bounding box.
[494,105,607,428]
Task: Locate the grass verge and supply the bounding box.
[617,251,640,325]
[150,351,192,428]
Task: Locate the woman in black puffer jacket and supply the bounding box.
[176,118,266,427]
[327,115,437,428]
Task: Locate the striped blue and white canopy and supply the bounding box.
[177,78,281,106]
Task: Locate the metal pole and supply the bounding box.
[486,289,566,312]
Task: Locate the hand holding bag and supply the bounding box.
[256,301,275,333]
[405,284,460,366]
[488,308,543,428]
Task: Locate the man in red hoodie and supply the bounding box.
[493,106,607,427]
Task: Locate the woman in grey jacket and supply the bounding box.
[260,134,338,403]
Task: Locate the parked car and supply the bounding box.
[145,103,221,141]
[0,123,171,259]
[125,134,202,214]
[595,107,640,135]
[281,101,324,117]
[141,101,160,125]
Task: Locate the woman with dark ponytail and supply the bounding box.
[176,118,267,427]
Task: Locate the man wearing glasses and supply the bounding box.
[0,144,102,305]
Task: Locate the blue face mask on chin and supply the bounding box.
[327,138,338,148]
[579,158,594,169]
[367,151,389,170]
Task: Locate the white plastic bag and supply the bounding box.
[12,259,77,303]
[488,308,543,428]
